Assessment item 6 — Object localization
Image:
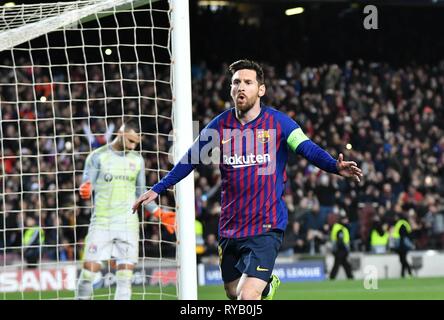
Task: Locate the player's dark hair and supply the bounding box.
[122,118,140,133]
[229,59,264,84]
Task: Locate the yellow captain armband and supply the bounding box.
[287,128,309,152]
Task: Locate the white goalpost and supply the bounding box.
[171,0,197,300]
[0,0,197,300]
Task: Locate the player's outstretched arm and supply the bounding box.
[132,189,158,213]
[336,153,363,182]
[281,113,363,182]
[132,119,220,213]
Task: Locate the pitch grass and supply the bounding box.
[198,277,444,300]
[2,277,444,300]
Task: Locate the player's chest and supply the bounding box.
[217,124,281,171]
[100,156,139,176]
[218,125,279,155]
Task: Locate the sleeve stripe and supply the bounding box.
[287,128,309,152]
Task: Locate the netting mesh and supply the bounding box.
[0,0,179,300]
[0,1,96,31]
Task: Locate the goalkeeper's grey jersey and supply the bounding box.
[83,145,145,231]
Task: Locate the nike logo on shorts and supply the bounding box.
[256,266,269,272]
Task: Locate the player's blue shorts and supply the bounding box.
[218,230,283,283]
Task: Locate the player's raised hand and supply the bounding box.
[132,189,158,213]
[336,153,363,183]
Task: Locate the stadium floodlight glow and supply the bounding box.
[3,2,15,7]
[198,1,230,6]
[425,176,432,185]
[285,7,304,16]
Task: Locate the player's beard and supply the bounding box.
[235,94,257,113]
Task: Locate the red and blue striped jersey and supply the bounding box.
[152,105,339,238]
[214,106,294,238]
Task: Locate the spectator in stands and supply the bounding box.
[280,220,307,255]
[315,173,337,224]
[204,234,219,258]
[423,203,444,249]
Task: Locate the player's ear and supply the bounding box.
[258,83,266,97]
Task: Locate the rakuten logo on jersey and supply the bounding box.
[168,123,277,174]
[223,153,271,168]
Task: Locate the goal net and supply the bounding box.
[0,0,195,300]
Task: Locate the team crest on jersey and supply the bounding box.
[88,244,97,254]
[129,162,136,171]
[257,129,270,143]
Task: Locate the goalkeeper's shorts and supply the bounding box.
[83,228,139,265]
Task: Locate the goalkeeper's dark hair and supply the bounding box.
[122,118,140,133]
[229,59,264,84]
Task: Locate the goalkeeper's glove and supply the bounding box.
[79,181,92,200]
[147,208,176,235]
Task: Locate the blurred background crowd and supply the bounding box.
[1,1,444,266]
[1,57,444,265]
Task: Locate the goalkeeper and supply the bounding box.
[75,120,174,300]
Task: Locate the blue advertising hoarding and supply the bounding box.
[201,261,325,285]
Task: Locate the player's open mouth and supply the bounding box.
[237,94,246,102]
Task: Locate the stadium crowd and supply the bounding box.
[1,57,444,265]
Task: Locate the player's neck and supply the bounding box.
[235,103,261,125]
